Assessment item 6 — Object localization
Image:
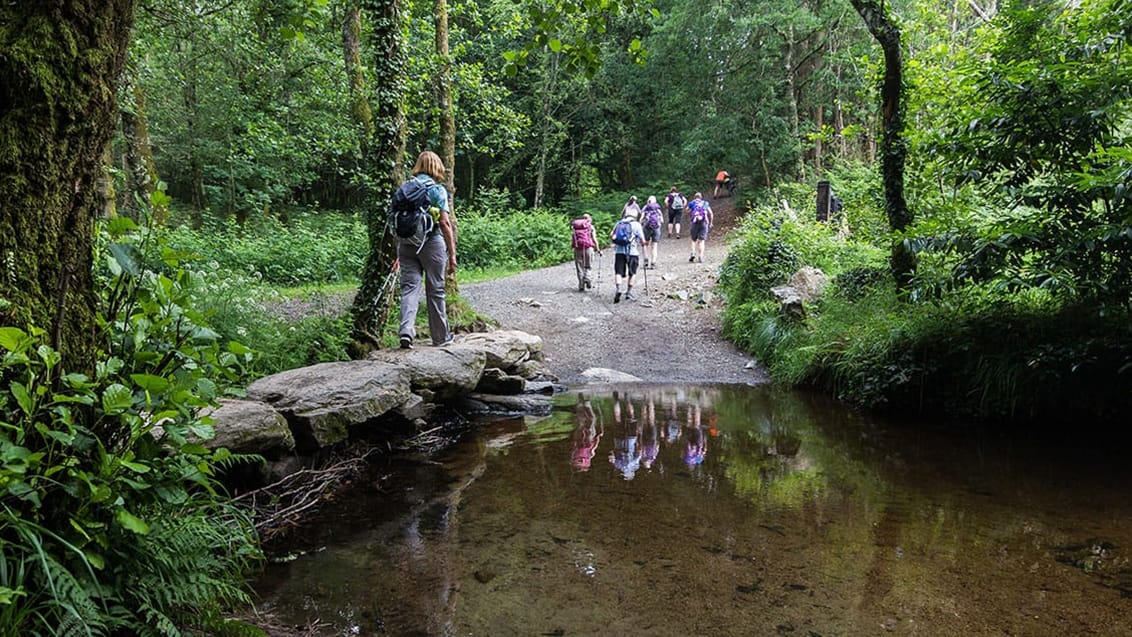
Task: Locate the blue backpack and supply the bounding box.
[612,219,634,247]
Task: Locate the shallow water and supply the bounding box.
[252,385,1132,636]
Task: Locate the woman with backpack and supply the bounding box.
[622,195,642,220]
[665,186,685,239]
[571,213,600,291]
[640,195,663,269]
[395,150,457,349]
[686,192,713,263]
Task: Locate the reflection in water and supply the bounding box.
[253,384,1132,636]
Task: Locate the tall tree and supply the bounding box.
[351,0,409,350]
[850,0,916,291]
[435,0,455,192]
[118,59,163,222]
[0,1,136,372]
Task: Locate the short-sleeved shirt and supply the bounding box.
[412,173,450,213]
[614,220,645,257]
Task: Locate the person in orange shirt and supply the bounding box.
[713,170,733,198]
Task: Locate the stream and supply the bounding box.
[252,384,1132,636]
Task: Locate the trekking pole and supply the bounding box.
[642,251,649,296]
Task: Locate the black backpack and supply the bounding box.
[389,177,435,242]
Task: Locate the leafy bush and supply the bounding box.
[456,203,576,272]
[0,216,263,635]
[163,209,366,286]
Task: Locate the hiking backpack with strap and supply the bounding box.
[670,194,685,211]
[388,176,435,244]
[644,204,662,229]
[572,218,595,249]
[689,200,708,223]
[612,218,634,247]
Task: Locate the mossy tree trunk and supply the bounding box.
[849,0,916,293]
[435,0,459,296]
[350,0,408,352]
[119,60,162,224]
[0,1,136,374]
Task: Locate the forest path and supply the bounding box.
[461,193,767,386]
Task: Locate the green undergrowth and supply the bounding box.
[719,171,1132,426]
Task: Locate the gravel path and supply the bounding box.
[461,196,768,386]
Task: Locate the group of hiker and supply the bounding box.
[570,186,715,302]
[388,149,731,346]
[572,391,712,479]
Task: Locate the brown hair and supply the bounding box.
[412,150,446,182]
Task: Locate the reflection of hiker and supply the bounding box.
[609,394,642,480]
[686,193,713,264]
[571,213,601,292]
[571,393,603,472]
[712,170,734,198]
[641,395,660,471]
[683,402,706,467]
[640,196,663,269]
[610,208,645,303]
[622,195,642,220]
[397,150,457,349]
[664,394,682,444]
[665,186,685,239]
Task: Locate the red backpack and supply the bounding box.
[572,218,596,249]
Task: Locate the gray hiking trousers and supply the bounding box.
[398,234,451,345]
[574,247,595,290]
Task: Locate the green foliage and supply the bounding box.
[0,216,262,634]
[456,195,577,272]
[163,209,366,286]
[920,0,1132,309]
[719,201,886,307]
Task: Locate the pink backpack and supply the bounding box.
[572,218,595,249]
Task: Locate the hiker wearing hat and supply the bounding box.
[609,206,645,303]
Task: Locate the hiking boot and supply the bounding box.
[399,335,413,350]
[614,291,622,304]
[697,256,703,263]
[625,290,636,300]
[676,233,680,239]
[438,335,455,346]
[689,255,695,262]
[585,279,591,289]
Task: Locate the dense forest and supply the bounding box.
[1,0,1130,633]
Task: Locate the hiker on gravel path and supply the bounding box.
[640,195,663,269]
[622,195,642,220]
[665,186,685,239]
[686,193,713,264]
[571,213,601,292]
[397,150,457,349]
[610,207,645,303]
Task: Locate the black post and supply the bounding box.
[816,181,831,222]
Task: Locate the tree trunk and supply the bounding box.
[0,1,136,374]
[119,61,162,223]
[814,104,825,176]
[781,26,805,181]
[533,53,560,209]
[435,0,458,295]
[849,0,915,292]
[342,3,375,151]
[435,0,455,194]
[350,0,409,352]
